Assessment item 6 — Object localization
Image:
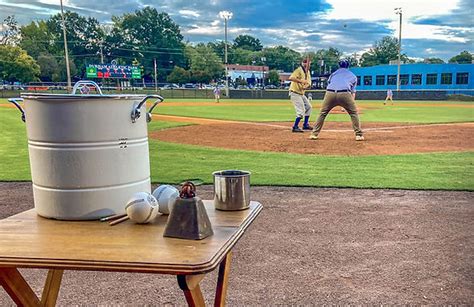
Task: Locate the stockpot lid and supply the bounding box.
[20,80,150,100]
[20,93,148,100]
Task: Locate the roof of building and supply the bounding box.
[227,64,269,72]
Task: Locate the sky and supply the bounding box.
[0,0,473,61]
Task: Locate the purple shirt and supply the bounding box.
[326,68,357,93]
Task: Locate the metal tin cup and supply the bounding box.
[213,170,251,211]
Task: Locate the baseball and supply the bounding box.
[125,192,159,224]
[152,185,179,215]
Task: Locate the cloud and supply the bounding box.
[324,0,461,22]
[179,9,200,18]
[0,0,471,61]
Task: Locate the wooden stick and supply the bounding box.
[109,216,129,226]
[100,213,127,222]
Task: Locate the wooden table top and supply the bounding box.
[0,201,262,274]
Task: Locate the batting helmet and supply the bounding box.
[338,59,350,68]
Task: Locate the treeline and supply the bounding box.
[0,7,472,84]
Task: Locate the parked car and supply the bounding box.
[183,83,196,89]
[265,84,278,89]
[161,83,179,89]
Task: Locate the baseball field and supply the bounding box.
[1,98,473,190]
[1,97,473,305]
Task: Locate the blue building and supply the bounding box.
[349,63,474,93]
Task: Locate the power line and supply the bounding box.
[20,39,187,51]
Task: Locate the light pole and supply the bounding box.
[59,0,71,91]
[395,7,402,92]
[261,57,266,89]
[219,11,233,97]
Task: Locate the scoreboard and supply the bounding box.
[86,64,141,79]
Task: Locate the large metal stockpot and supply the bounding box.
[9,81,163,220]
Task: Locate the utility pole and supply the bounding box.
[154,58,158,92]
[395,7,402,92]
[99,40,104,64]
[60,0,71,91]
[219,11,233,98]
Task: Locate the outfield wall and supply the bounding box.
[229,89,474,100]
[2,88,473,100]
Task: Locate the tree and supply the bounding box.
[47,12,104,72]
[19,21,57,59]
[233,35,263,51]
[207,41,226,62]
[360,36,409,67]
[423,57,445,64]
[58,58,77,81]
[313,48,343,73]
[0,15,19,45]
[448,51,473,64]
[167,66,190,84]
[267,70,280,86]
[261,46,301,72]
[107,7,185,81]
[346,53,360,68]
[0,45,40,83]
[229,48,255,65]
[37,53,59,82]
[186,44,223,83]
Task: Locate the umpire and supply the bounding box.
[309,59,364,141]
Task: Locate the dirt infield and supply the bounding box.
[0,183,472,305]
[151,118,474,155]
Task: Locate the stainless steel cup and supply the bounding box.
[213,170,251,211]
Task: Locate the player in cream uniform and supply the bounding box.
[288,58,312,132]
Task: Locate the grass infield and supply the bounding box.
[0,98,472,190]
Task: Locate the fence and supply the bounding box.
[0,87,216,99]
[1,87,473,100]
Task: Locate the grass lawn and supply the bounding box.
[154,99,474,123]
[0,98,472,190]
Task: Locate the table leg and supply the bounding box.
[177,274,206,307]
[41,269,63,307]
[214,252,232,307]
[0,267,41,307]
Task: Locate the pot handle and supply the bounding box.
[131,95,164,123]
[71,80,103,95]
[8,98,25,122]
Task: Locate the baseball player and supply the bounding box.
[384,89,393,105]
[213,86,221,103]
[309,59,364,141]
[288,58,312,132]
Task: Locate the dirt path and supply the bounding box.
[0,183,472,305]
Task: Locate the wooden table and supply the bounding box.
[0,200,262,306]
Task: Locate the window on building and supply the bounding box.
[363,76,372,86]
[441,73,452,84]
[376,75,385,85]
[456,72,469,85]
[411,74,422,85]
[356,76,361,86]
[387,75,397,85]
[426,73,437,85]
[400,74,409,85]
